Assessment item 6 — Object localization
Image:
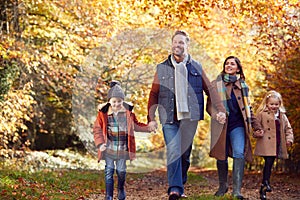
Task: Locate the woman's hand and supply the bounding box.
[216,112,226,124]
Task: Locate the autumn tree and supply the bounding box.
[1,0,299,171]
[0,0,35,154]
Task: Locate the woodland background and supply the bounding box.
[1,0,300,173]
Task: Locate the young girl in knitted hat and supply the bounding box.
[93,80,155,200]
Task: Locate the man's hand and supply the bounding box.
[148,121,158,132]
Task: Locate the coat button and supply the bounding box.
[268,128,270,130]
[242,107,245,111]
[268,137,271,139]
[267,120,269,123]
[238,96,241,100]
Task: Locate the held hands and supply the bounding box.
[254,130,264,138]
[148,121,158,132]
[99,144,107,152]
[216,112,226,124]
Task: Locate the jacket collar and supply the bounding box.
[167,54,191,67]
[107,105,126,115]
[262,108,282,115]
[99,102,134,113]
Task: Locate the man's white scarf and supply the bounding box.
[171,54,190,120]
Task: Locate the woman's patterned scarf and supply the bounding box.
[216,73,252,132]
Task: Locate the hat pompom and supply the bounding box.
[110,80,121,88]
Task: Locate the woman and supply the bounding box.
[207,56,261,200]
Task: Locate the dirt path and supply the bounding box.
[89,167,300,200]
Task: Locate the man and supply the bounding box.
[147,30,226,200]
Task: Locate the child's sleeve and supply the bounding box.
[132,113,150,132]
[252,112,263,138]
[251,108,263,131]
[283,114,294,144]
[93,112,105,148]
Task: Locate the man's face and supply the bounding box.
[172,34,188,58]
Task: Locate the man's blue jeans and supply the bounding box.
[104,157,126,199]
[162,119,198,195]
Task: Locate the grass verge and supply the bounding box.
[0,168,104,199]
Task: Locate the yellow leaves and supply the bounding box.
[288,0,299,5]
[0,82,36,149]
[148,5,161,16]
[1,0,298,155]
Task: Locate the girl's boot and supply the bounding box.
[263,180,272,192]
[105,196,113,200]
[260,184,267,200]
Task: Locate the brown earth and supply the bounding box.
[88,167,300,200]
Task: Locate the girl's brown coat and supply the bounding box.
[254,110,293,159]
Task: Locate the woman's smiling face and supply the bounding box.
[224,58,240,75]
